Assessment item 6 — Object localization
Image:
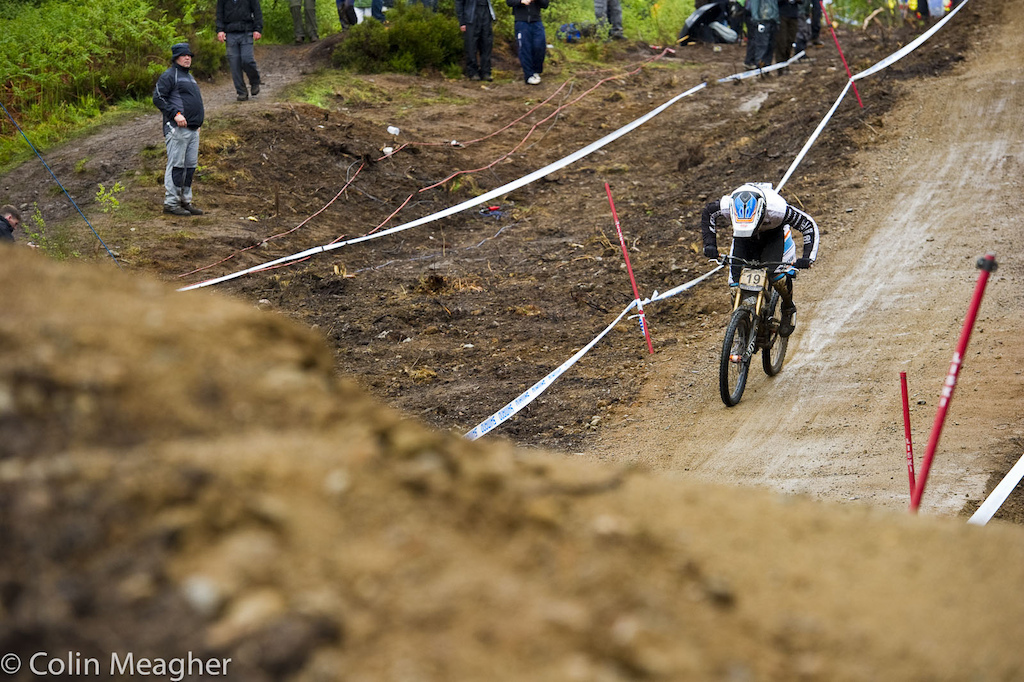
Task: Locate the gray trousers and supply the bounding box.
[164,126,199,208]
[225,32,261,98]
[594,0,622,35]
[290,0,318,40]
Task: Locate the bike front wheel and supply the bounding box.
[720,308,754,407]
[762,288,789,376]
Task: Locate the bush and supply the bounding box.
[331,1,462,73]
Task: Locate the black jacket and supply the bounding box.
[153,63,205,135]
[456,0,495,26]
[506,0,548,23]
[0,215,14,243]
[216,0,264,33]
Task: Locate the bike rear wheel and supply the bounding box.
[762,288,789,376]
[720,308,754,407]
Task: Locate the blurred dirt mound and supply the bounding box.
[2,250,1024,681]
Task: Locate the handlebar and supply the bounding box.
[714,255,792,268]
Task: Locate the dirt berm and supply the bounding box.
[1,248,1022,681]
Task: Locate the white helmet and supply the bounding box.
[728,184,767,238]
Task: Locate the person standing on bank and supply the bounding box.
[507,0,549,85]
[744,0,778,69]
[290,0,319,43]
[456,0,495,81]
[153,43,205,217]
[594,0,624,39]
[775,0,801,63]
[217,0,263,101]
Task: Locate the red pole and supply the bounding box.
[818,0,864,108]
[900,371,916,494]
[605,183,654,354]
[910,254,998,512]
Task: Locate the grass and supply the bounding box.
[288,70,396,109]
[0,98,151,174]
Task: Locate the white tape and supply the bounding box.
[179,82,710,292]
[464,261,727,440]
[778,1,968,191]
[967,453,1024,526]
[777,79,852,192]
[853,1,968,81]
[717,51,805,84]
[646,264,724,304]
[465,300,638,440]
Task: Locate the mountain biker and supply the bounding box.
[700,182,819,337]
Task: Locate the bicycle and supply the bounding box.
[716,256,792,407]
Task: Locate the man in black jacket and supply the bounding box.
[217,0,264,101]
[456,0,495,81]
[0,205,20,243]
[153,43,206,216]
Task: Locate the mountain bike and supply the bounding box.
[717,256,791,407]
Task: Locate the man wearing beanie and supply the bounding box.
[152,42,206,216]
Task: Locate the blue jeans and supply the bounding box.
[514,20,545,81]
[372,0,385,21]
[225,32,261,97]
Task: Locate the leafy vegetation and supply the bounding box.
[0,0,901,173]
[22,203,80,259]
[332,1,463,73]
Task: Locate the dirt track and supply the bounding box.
[1,2,1019,521]
[592,1,1024,518]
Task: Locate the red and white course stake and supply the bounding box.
[605,183,653,354]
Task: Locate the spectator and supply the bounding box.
[728,0,748,43]
[152,43,206,216]
[337,0,357,28]
[353,0,372,22]
[290,0,319,42]
[776,0,800,62]
[456,0,495,81]
[216,0,263,102]
[1,205,20,243]
[372,0,386,21]
[794,0,813,53]
[507,0,549,85]
[810,0,823,46]
[745,0,778,69]
[594,0,624,40]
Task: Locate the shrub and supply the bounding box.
[331,1,462,74]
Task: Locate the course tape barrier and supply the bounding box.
[466,7,966,438]
[178,82,704,291]
[778,1,966,190]
[177,53,807,292]
[465,264,724,439]
[465,300,638,440]
[967,452,1024,526]
[853,0,969,81]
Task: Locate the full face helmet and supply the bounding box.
[729,184,766,238]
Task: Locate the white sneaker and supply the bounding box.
[526,74,541,85]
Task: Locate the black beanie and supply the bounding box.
[171,42,193,62]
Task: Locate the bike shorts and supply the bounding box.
[728,224,797,285]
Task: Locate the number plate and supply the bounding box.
[738,268,767,291]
